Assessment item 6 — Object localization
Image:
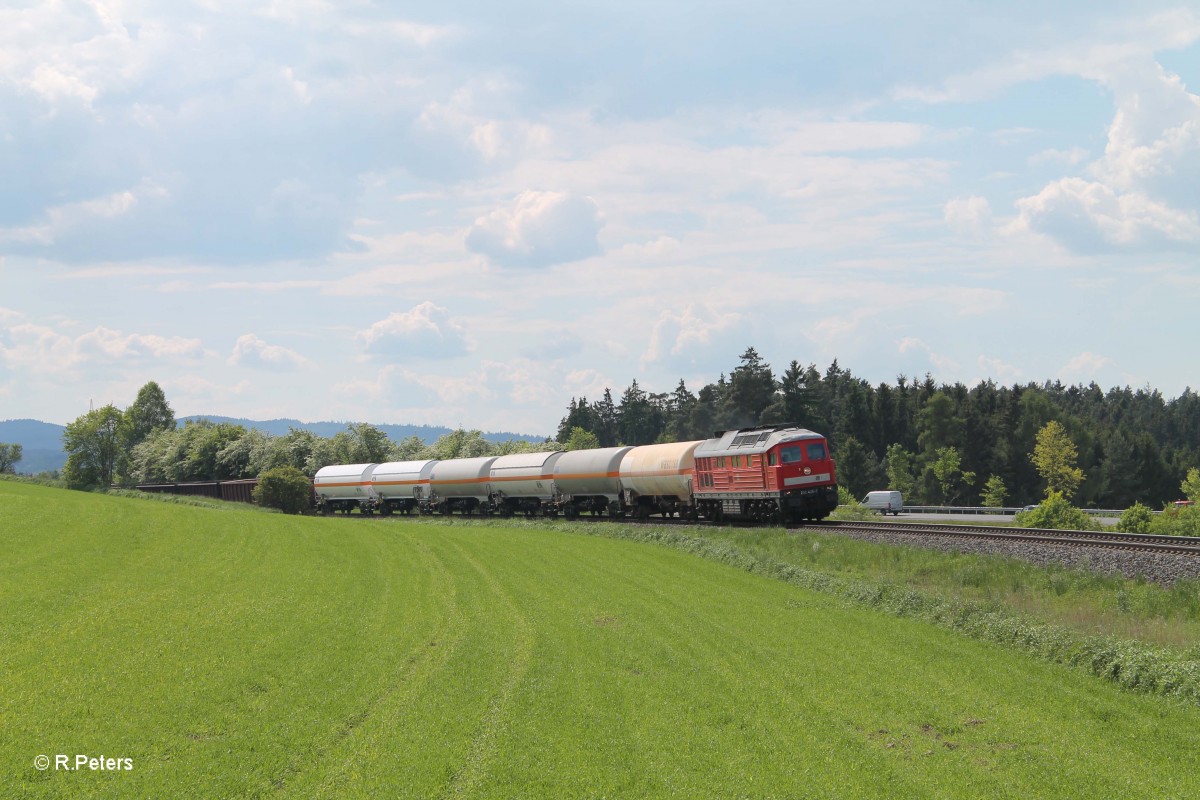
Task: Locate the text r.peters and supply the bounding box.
[57,755,133,771]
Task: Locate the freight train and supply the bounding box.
[313,423,839,524]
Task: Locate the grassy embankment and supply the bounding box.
[692,523,1200,651]
[4,480,1200,799]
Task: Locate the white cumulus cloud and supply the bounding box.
[466,191,603,268]
[1014,60,1200,252]
[228,334,309,371]
[355,302,470,361]
[0,313,206,375]
[640,304,744,371]
[1014,177,1199,251]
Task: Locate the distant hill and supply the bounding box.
[0,419,69,475]
[177,417,546,445]
[0,417,548,475]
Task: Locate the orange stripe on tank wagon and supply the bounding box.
[434,474,556,486]
[428,468,692,487]
[553,471,621,480]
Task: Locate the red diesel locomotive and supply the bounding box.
[693,424,839,522]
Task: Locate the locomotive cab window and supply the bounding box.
[807,442,827,461]
[780,446,802,464]
[768,452,777,466]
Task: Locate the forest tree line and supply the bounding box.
[555,348,1200,508]
[50,348,1200,512]
[57,382,557,490]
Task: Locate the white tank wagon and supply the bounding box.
[314,463,381,515]
[371,459,439,515]
[428,456,498,515]
[553,446,633,518]
[619,440,704,519]
[489,451,566,517]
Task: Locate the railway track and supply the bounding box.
[404,510,1200,558]
[805,520,1200,557]
[582,514,1200,556]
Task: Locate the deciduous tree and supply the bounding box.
[63,405,127,490]
[980,474,1007,507]
[1031,420,1084,499]
[883,444,918,502]
[564,427,600,451]
[931,446,975,505]
[0,442,22,474]
[1181,467,1200,502]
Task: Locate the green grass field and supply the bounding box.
[4,481,1200,799]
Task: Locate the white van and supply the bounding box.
[861,490,903,515]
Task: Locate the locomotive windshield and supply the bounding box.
[780,442,828,464]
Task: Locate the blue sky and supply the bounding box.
[1,1,1198,433]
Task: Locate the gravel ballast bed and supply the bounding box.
[827,528,1200,585]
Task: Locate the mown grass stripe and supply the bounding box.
[438,536,536,799]
[268,534,462,797]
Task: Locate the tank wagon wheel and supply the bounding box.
[379,505,392,517]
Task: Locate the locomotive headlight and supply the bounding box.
[803,466,812,475]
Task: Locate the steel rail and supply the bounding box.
[806,520,1200,556]
[364,509,1200,557]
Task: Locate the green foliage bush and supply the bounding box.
[1117,502,1154,534]
[1151,504,1200,537]
[1014,491,1098,531]
[831,486,877,520]
[253,466,312,514]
